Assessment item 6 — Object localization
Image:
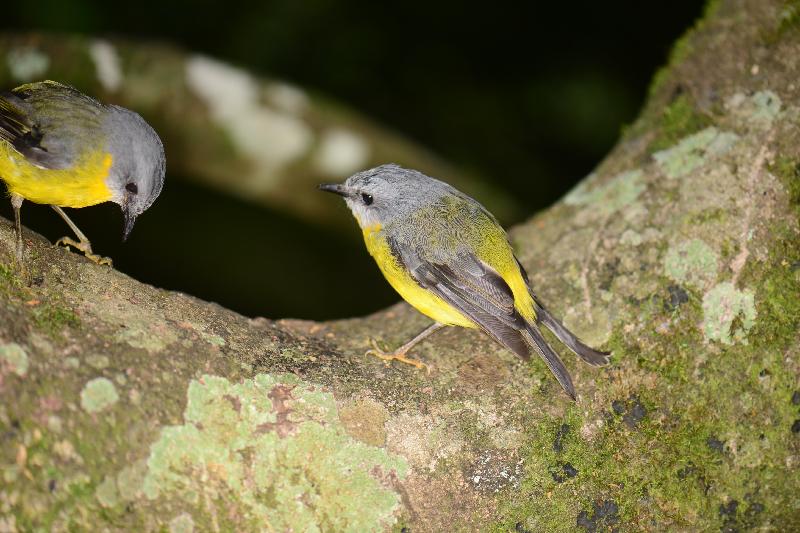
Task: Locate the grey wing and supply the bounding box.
[0,82,102,169]
[390,238,577,398]
[388,233,581,398]
[388,235,530,357]
[0,91,56,167]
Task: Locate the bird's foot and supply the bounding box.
[365,339,428,371]
[55,237,113,267]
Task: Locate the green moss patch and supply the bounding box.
[32,303,80,336]
[651,94,712,152]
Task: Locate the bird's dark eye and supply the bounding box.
[125,183,138,194]
[361,193,373,205]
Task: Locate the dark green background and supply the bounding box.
[1,1,703,319]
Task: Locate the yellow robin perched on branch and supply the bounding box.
[0,80,165,268]
[320,164,610,400]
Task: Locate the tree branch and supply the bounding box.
[1,1,799,530]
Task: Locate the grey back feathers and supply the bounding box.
[0,83,102,170]
[344,164,505,266]
[3,81,109,170]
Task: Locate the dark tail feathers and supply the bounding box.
[524,325,576,401]
[476,317,577,400]
[514,258,611,366]
[535,302,611,366]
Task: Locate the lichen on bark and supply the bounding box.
[1,0,800,531]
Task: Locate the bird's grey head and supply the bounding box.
[318,164,448,228]
[103,106,165,241]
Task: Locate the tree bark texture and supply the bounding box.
[1,1,799,531]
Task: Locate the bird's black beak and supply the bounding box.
[318,183,350,197]
[122,209,137,242]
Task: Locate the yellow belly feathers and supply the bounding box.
[363,224,476,328]
[0,141,113,207]
[362,220,537,328]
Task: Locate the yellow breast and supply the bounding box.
[0,141,113,208]
[362,224,476,328]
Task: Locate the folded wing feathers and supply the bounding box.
[389,237,607,399]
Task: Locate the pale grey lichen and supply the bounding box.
[80,377,120,414]
[385,412,463,472]
[313,128,371,176]
[0,342,29,377]
[86,354,110,370]
[653,127,739,179]
[116,326,176,353]
[142,373,408,531]
[182,322,226,347]
[701,282,756,345]
[169,513,195,533]
[88,298,178,354]
[185,56,313,189]
[95,475,120,508]
[726,90,782,127]
[563,169,645,216]
[663,238,719,289]
[116,459,147,501]
[749,90,782,124]
[620,227,661,247]
[562,305,613,348]
[619,229,644,246]
[265,82,310,114]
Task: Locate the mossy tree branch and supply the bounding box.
[1,1,799,531]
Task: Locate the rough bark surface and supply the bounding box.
[1,1,800,531]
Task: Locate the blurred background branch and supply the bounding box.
[0,33,495,223]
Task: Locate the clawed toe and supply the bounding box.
[365,339,428,371]
[55,237,113,266]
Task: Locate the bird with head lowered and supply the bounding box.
[0,80,165,269]
[320,164,610,400]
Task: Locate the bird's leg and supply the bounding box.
[51,206,113,267]
[365,322,445,371]
[10,194,26,276]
